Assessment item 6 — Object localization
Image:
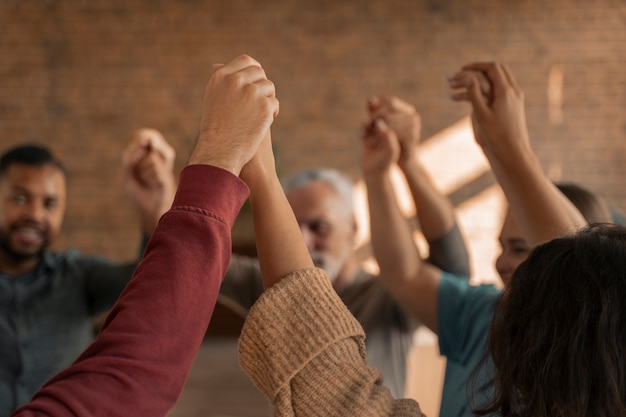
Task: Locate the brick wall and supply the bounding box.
[1,0,624,264]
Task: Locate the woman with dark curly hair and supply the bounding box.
[474,223,626,417]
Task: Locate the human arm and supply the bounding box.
[239,270,424,417]
[88,130,177,330]
[236,120,424,416]
[448,63,585,245]
[361,117,443,333]
[12,54,276,417]
[239,132,314,289]
[368,96,470,276]
[122,128,177,236]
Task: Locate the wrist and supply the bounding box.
[481,131,533,165]
[247,171,282,205]
[188,146,244,176]
[398,152,419,172]
[363,164,392,179]
[245,166,278,194]
[363,167,393,190]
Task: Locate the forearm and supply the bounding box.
[365,168,421,286]
[400,155,456,240]
[450,62,585,245]
[14,165,247,417]
[400,155,470,276]
[484,143,585,245]
[365,168,442,331]
[247,169,314,289]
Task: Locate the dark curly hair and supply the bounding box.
[474,223,626,417]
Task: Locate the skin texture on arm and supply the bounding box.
[368,97,457,241]
[189,56,279,174]
[448,63,585,245]
[368,96,470,276]
[361,118,442,333]
[239,132,314,289]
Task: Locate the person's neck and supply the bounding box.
[0,253,41,278]
[331,257,360,292]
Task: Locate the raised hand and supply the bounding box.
[449,62,585,245]
[189,54,279,175]
[366,96,421,167]
[448,62,530,161]
[361,118,401,176]
[122,128,177,234]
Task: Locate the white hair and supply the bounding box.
[282,168,354,215]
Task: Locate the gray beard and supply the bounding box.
[310,252,341,284]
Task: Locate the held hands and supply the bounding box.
[239,130,276,191]
[122,128,177,223]
[448,62,531,160]
[189,54,279,176]
[361,118,401,176]
[366,96,421,167]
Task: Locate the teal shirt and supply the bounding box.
[437,272,501,417]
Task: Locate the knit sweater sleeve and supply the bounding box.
[13,165,249,417]
[238,268,425,417]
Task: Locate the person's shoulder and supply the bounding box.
[439,271,501,298]
[438,271,501,322]
[43,248,82,264]
[46,248,116,271]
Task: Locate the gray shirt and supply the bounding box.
[0,249,139,416]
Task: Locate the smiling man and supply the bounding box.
[0,137,175,415]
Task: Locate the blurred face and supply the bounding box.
[495,210,531,286]
[0,163,66,267]
[286,180,356,287]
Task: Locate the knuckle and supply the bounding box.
[229,71,246,86]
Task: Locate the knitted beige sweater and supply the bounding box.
[239,267,425,417]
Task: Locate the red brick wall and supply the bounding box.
[1,0,625,261]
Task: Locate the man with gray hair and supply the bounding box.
[281,168,358,289]
[221,127,470,398]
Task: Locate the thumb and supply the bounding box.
[466,74,490,118]
[374,117,389,133]
[373,118,397,147]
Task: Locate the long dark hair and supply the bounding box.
[474,223,626,417]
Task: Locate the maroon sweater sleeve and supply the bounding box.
[12,164,249,417]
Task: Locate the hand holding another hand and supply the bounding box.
[122,128,176,190]
[122,128,177,234]
[448,62,531,161]
[367,96,421,167]
[189,54,279,176]
[361,118,401,176]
